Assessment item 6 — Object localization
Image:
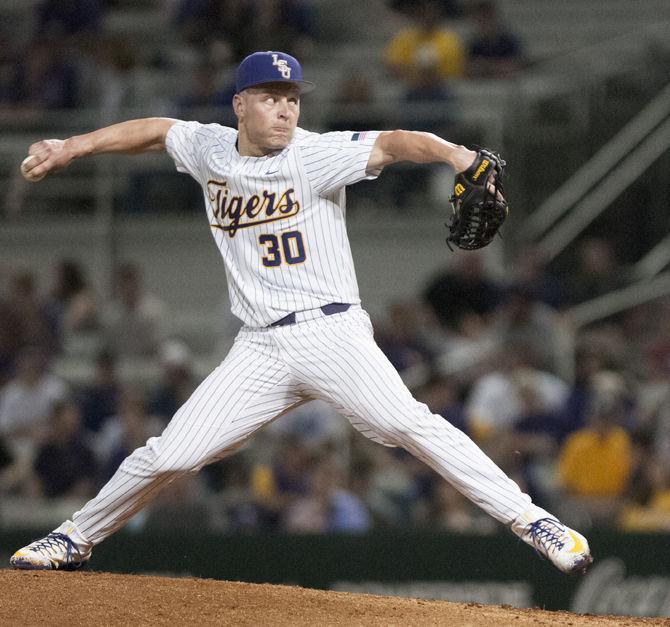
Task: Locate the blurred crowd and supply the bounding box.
[1,0,667,537]
[0,0,524,124]
[2,236,670,535]
[0,0,318,118]
[0,0,531,220]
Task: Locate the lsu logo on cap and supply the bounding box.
[272,53,292,79]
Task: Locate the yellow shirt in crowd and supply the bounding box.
[619,491,670,531]
[385,28,465,79]
[558,426,632,497]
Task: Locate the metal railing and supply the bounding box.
[632,234,670,281]
[568,271,670,329]
[538,114,670,261]
[522,83,670,240]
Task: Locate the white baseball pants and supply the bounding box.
[73,306,531,544]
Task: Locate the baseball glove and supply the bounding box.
[446,148,508,251]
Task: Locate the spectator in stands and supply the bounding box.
[78,349,120,434]
[0,346,68,494]
[35,0,105,41]
[266,400,350,451]
[175,61,233,122]
[255,0,317,61]
[206,455,260,532]
[327,72,384,133]
[512,245,564,309]
[557,337,622,441]
[492,282,564,375]
[47,259,99,344]
[635,320,670,466]
[282,458,370,533]
[361,445,419,527]
[347,451,397,528]
[385,0,465,84]
[251,434,313,529]
[33,400,97,499]
[434,309,496,382]
[88,34,141,114]
[619,450,670,532]
[557,374,633,526]
[387,0,461,19]
[10,39,80,110]
[416,374,468,434]
[374,300,436,388]
[465,1,524,79]
[400,60,456,135]
[94,384,163,484]
[622,430,656,505]
[0,32,18,108]
[0,436,12,476]
[642,300,670,380]
[465,342,568,448]
[102,263,169,359]
[148,340,197,425]
[172,0,256,60]
[423,252,501,332]
[175,0,315,62]
[3,270,57,358]
[506,371,567,504]
[0,298,19,386]
[0,347,68,440]
[564,238,628,306]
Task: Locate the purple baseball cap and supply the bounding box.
[235,51,315,94]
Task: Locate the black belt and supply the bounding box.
[270,303,351,327]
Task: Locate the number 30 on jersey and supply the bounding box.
[259,231,306,267]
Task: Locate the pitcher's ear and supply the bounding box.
[232,93,244,118]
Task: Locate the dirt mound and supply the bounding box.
[0,571,665,626]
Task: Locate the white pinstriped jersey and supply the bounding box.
[166,122,381,327]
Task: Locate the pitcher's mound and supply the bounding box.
[0,570,664,626]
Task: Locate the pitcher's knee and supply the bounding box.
[376,407,460,446]
[119,436,201,477]
[368,419,415,447]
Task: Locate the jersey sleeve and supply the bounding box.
[298,130,382,196]
[165,121,224,184]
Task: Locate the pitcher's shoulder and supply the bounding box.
[198,123,238,144]
[291,127,320,147]
[174,121,237,146]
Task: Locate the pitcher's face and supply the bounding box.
[234,83,301,155]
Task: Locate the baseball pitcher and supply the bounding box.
[12,51,591,575]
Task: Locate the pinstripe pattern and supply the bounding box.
[68,121,537,547]
[275,309,531,522]
[73,308,531,544]
[73,335,302,542]
[165,123,379,327]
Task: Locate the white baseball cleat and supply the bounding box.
[10,520,92,571]
[512,509,593,575]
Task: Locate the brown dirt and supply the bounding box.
[0,571,668,626]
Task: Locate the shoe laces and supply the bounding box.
[31,532,84,565]
[524,517,566,558]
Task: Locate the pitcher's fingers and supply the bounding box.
[20,155,48,181]
[30,160,50,179]
[20,154,46,175]
[21,155,36,173]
